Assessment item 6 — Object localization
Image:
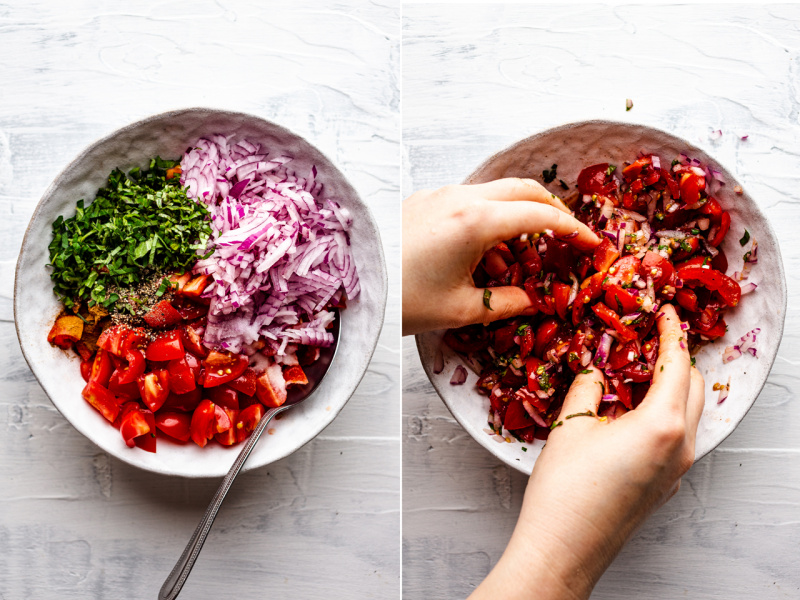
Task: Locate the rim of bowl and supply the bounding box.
[419,118,787,473]
[14,106,389,477]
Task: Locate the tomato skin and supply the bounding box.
[609,376,633,409]
[146,331,185,361]
[619,362,653,383]
[162,387,202,412]
[622,157,651,182]
[675,288,699,312]
[201,353,249,387]
[82,381,120,423]
[641,251,675,290]
[119,404,151,448]
[80,357,93,382]
[214,407,240,446]
[493,322,518,355]
[524,357,545,393]
[542,238,574,283]
[503,398,536,431]
[138,369,170,412]
[519,326,534,359]
[606,255,641,286]
[534,318,559,357]
[134,409,157,453]
[608,340,639,371]
[181,275,211,299]
[699,197,722,218]
[97,325,129,357]
[235,404,266,443]
[678,265,741,307]
[679,172,705,205]
[577,163,617,196]
[155,411,192,443]
[604,284,641,315]
[552,282,571,321]
[116,349,146,385]
[566,330,587,373]
[696,317,727,339]
[89,349,114,387]
[283,365,309,387]
[190,399,217,447]
[228,368,258,397]
[167,355,197,394]
[707,211,731,247]
[108,369,141,400]
[205,385,239,411]
[591,303,638,341]
[256,366,288,408]
[143,300,184,329]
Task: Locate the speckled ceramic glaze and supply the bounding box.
[15,108,387,478]
[417,120,786,475]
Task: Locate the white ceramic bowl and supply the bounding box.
[416,120,786,475]
[15,108,387,478]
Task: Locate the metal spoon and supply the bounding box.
[158,312,340,600]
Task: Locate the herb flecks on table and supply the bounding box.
[48,157,212,311]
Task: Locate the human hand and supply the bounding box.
[402,179,600,336]
[470,304,704,600]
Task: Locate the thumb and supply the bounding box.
[464,286,538,325]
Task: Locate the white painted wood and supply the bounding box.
[402,4,800,599]
[0,1,400,598]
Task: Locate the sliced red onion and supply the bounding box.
[722,346,742,363]
[450,365,467,385]
[594,332,613,368]
[740,282,757,295]
[617,208,648,222]
[696,217,710,230]
[520,398,548,428]
[741,135,749,140]
[717,376,731,404]
[181,136,360,354]
[601,230,618,243]
[601,394,619,403]
[651,155,661,169]
[655,230,688,240]
[567,273,579,306]
[700,237,719,257]
[534,389,550,400]
[639,221,651,242]
[617,222,626,254]
[560,230,579,240]
[433,348,444,374]
[580,348,592,367]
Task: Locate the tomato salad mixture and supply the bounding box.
[47,136,359,452]
[442,153,759,444]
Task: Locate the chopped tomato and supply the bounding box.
[190,399,217,447]
[162,387,202,412]
[678,265,741,307]
[591,303,637,341]
[519,325,534,359]
[205,384,239,411]
[138,369,170,412]
[552,282,571,321]
[80,357,93,382]
[201,352,249,387]
[97,325,130,357]
[503,398,536,431]
[167,355,197,394]
[116,349,146,385]
[181,275,211,299]
[89,349,114,387]
[606,255,641,286]
[235,404,266,443]
[145,331,185,361]
[228,367,258,397]
[142,300,183,329]
[675,288,699,312]
[679,171,705,205]
[641,251,675,290]
[533,318,559,357]
[283,365,308,387]
[82,381,120,422]
[214,407,240,446]
[577,163,617,196]
[707,211,731,247]
[256,365,288,408]
[608,340,639,371]
[108,369,141,400]
[604,284,641,315]
[155,410,192,443]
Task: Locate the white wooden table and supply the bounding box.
[0,2,400,598]
[402,4,800,599]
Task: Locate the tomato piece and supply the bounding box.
[145,331,185,361]
[591,303,637,341]
[621,157,651,182]
[138,369,170,412]
[493,322,518,355]
[201,352,249,388]
[119,404,152,448]
[89,349,114,387]
[47,315,84,349]
[483,249,508,281]
[80,357,93,382]
[116,349,146,385]
[121,327,147,354]
[235,404,266,443]
[696,317,727,339]
[502,398,536,431]
[168,272,192,293]
[641,251,675,290]
[619,362,653,383]
[143,300,184,329]
[604,284,641,315]
[533,318,559,357]
[228,367,258,397]
[214,407,240,446]
[577,163,617,196]
[629,179,644,194]
[660,168,680,199]
[256,365,288,408]
[609,376,633,409]
[181,275,211,299]
[190,399,217,447]
[155,410,192,443]
[566,330,587,373]
[167,355,197,394]
[678,265,741,307]
[97,325,130,357]
[679,172,705,205]
[283,365,309,387]
[699,197,722,218]
[205,384,239,411]
[162,387,202,412]
[525,357,547,393]
[711,247,728,273]
[82,381,120,422]
[108,369,141,400]
[542,238,574,283]
[134,409,157,453]
[552,282,571,321]
[608,340,639,371]
[670,237,700,262]
[572,272,604,326]
[606,255,641,286]
[507,262,523,287]
[173,298,208,321]
[519,325,534,359]
[707,211,731,247]
[675,288,699,312]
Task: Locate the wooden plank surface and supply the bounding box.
[402,4,800,599]
[0,2,400,598]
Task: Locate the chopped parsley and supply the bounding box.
[559,179,569,190]
[550,420,563,430]
[580,369,593,374]
[606,165,617,176]
[521,446,528,452]
[48,157,212,310]
[565,411,596,419]
[740,229,751,246]
[483,289,493,310]
[691,357,696,367]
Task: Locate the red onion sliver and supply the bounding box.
[450,365,467,385]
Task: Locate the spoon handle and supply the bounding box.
[158,404,285,600]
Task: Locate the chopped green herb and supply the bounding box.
[542,164,558,184]
[671,159,680,167]
[559,179,569,190]
[691,228,700,235]
[739,229,750,246]
[516,323,531,336]
[655,213,664,221]
[680,239,692,253]
[521,446,528,452]
[660,365,664,372]
[550,420,563,430]
[48,157,211,310]
[565,411,596,420]
[568,351,579,362]
[691,357,696,367]
[606,165,617,176]
[743,250,752,263]
[483,289,493,311]
[580,369,593,374]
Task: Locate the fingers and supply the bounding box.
[641,304,691,414]
[464,286,538,325]
[556,367,605,421]
[685,367,706,448]
[483,201,600,252]
[470,178,572,214]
